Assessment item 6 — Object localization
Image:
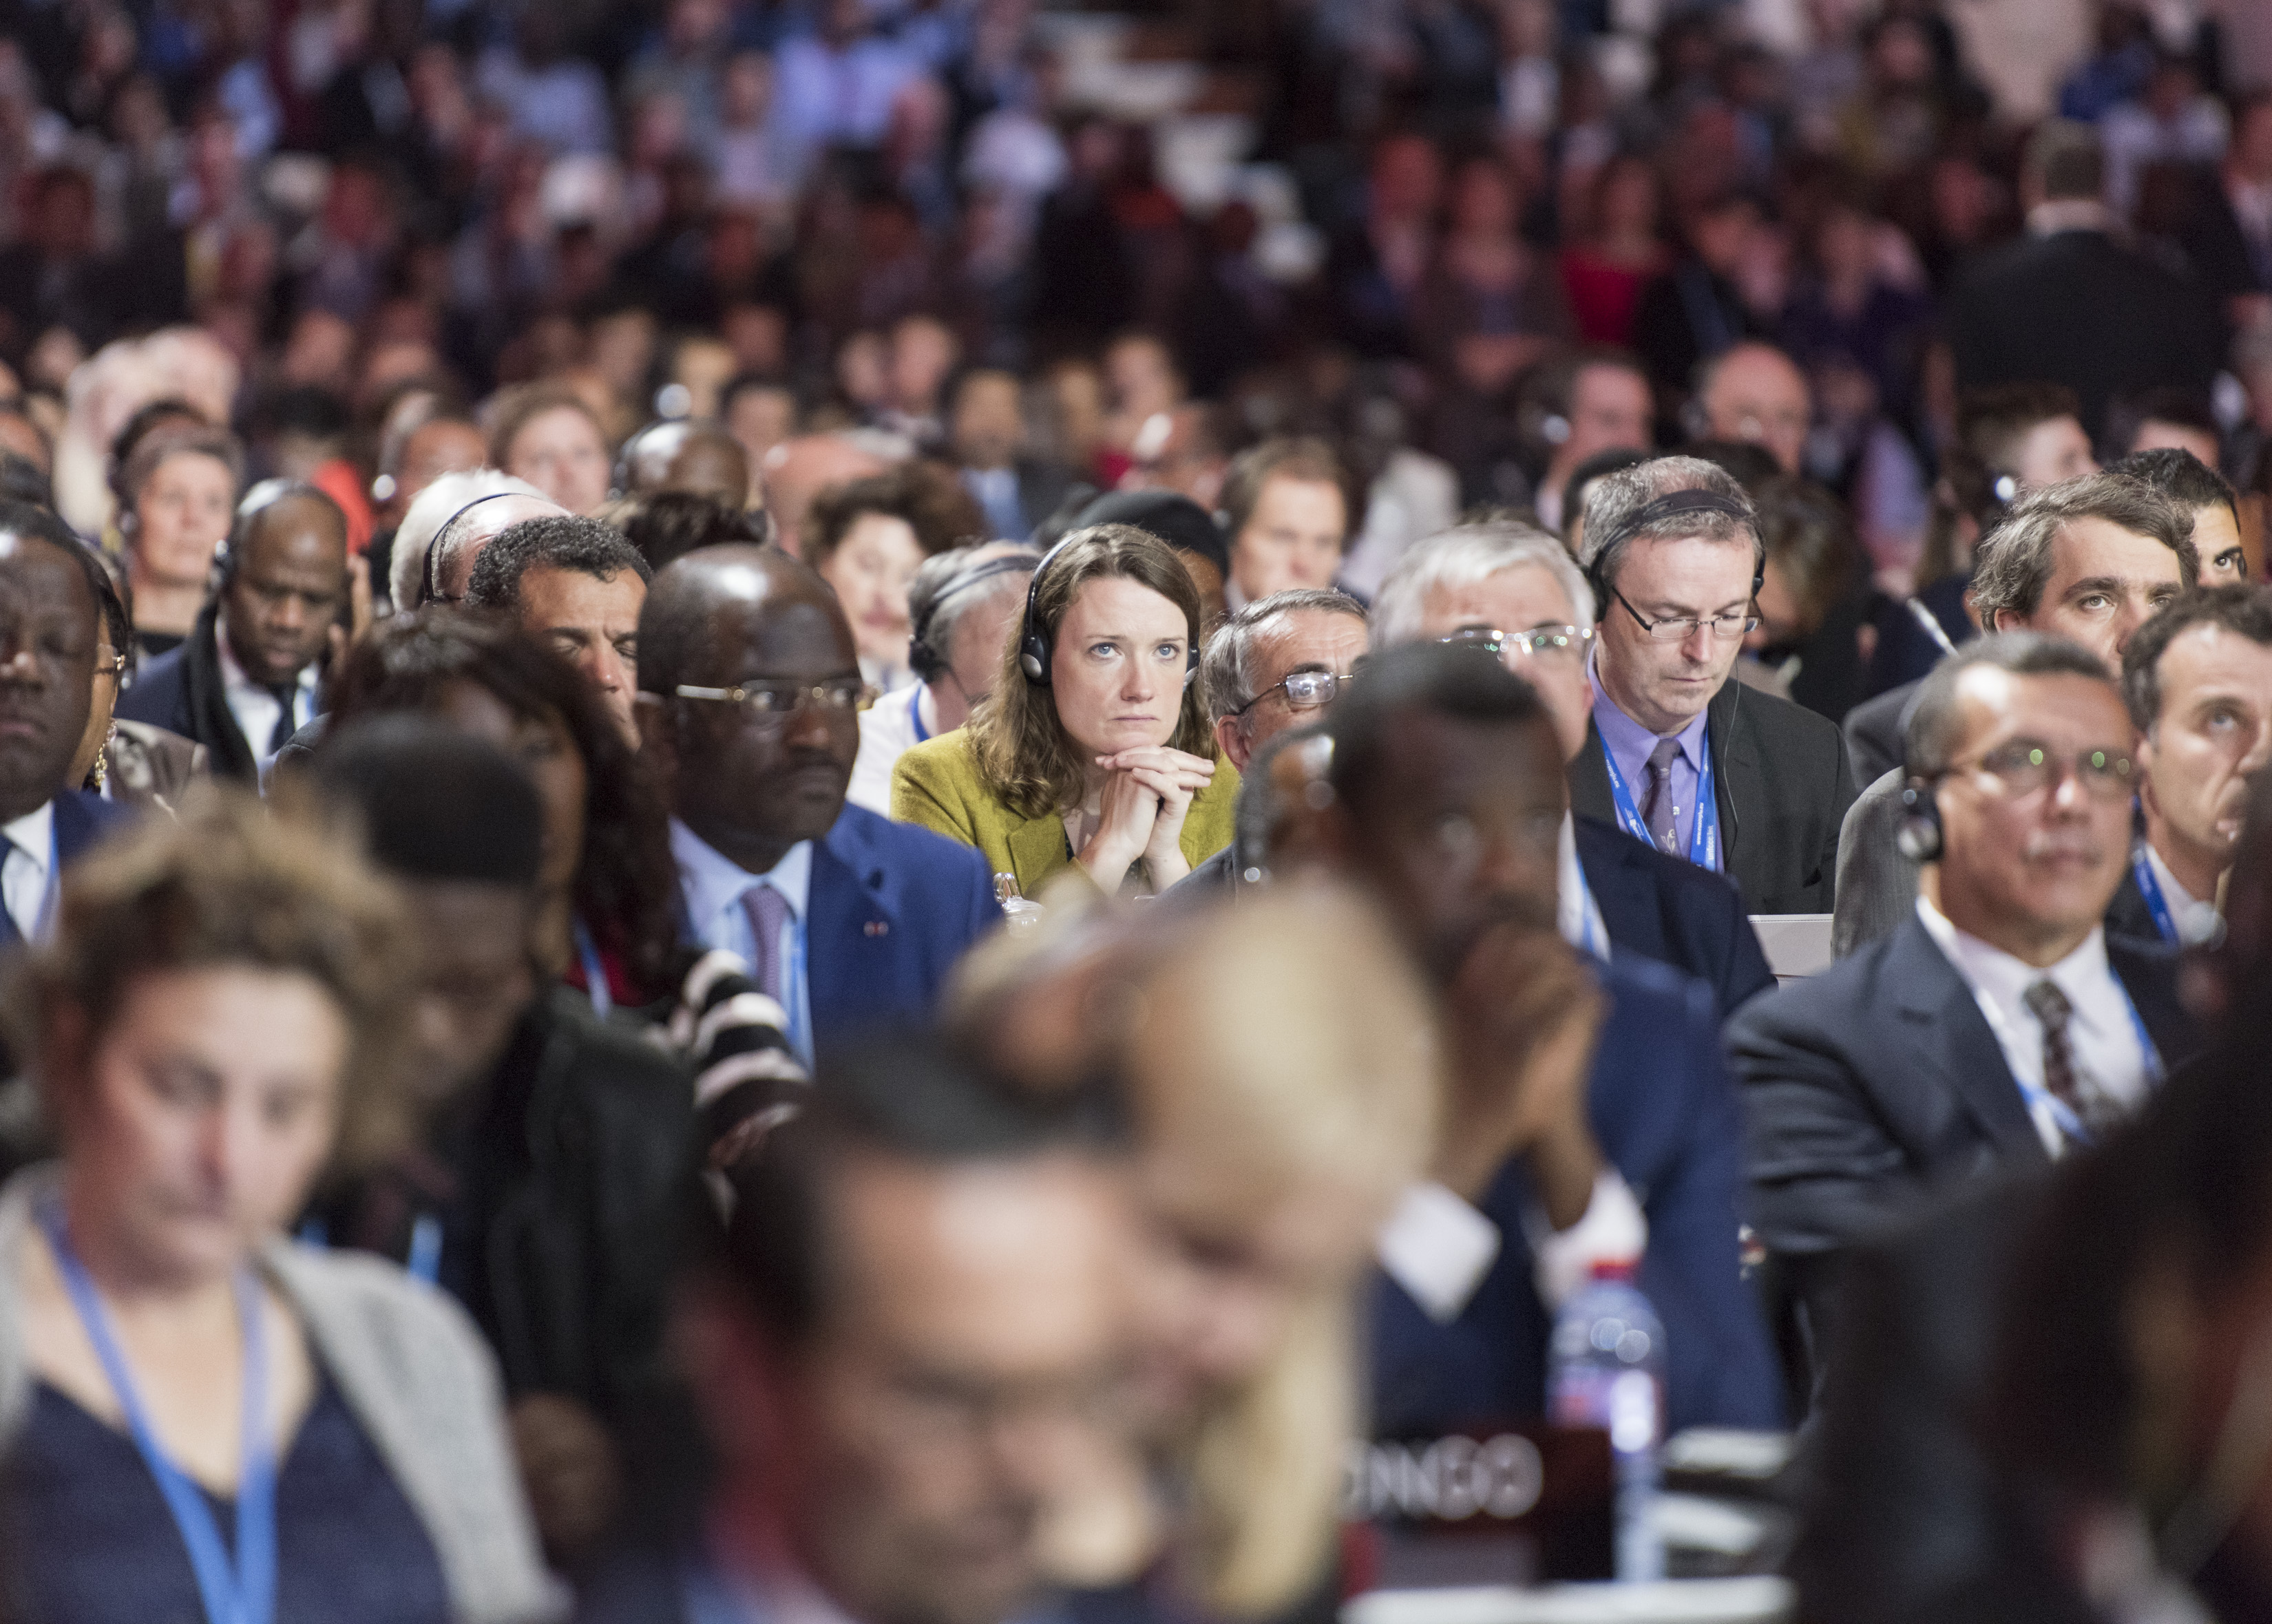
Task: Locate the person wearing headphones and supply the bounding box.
[1570,456,1856,913]
[112,424,242,659]
[845,541,1037,814]
[116,479,350,785]
[890,523,1239,898]
[1728,632,2207,1389]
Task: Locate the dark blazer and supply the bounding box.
[114,603,269,782]
[0,790,135,952]
[1842,677,1918,790]
[2101,861,2160,944]
[1569,677,1856,916]
[1574,813,1776,1019]
[1371,952,1784,1441]
[1727,915,2201,1350]
[806,803,1000,1060]
[1944,228,2220,436]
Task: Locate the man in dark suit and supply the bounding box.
[1312,642,1782,1439]
[0,504,135,947]
[116,481,350,785]
[1730,633,2205,1382]
[1570,456,1855,915]
[638,546,1000,1068]
[1367,520,1777,1014]
[947,368,1073,542]
[1944,119,2220,440]
[2177,89,2272,344]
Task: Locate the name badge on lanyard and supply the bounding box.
[1601,732,1722,872]
[2130,846,2180,946]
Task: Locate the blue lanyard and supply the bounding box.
[907,685,931,745]
[571,916,613,1020]
[295,1212,441,1286]
[2130,845,2180,947]
[39,1197,278,1624]
[1600,731,1721,872]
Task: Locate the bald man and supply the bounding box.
[1698,341,1813,476]
[637,546,1000,1064]
[759,434,891,558]
[615,418,754,509]
[119,481,350,783]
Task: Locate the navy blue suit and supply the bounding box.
[1371,952,1785,1440]
[1575,814,1776,1021]
[806,803,1000,1060]
[0,790,135,949]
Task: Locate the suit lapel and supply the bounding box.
[182,609,257,781]
[1886,918,2050,1166]
[804,830,896,1048]
[1004,811,1069,896]
[1568,717,1614,824]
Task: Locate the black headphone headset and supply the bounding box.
[1018,532,1201,689]
[1895,778,1944,863]
[1581,489,1765,624]
[611,420,674,502]
[909,554,1037,684]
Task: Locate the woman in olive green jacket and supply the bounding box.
[892,523,1239,898]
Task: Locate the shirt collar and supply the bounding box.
[672,818,814,930]
[2142,839,2222,945]
[1916,895,2118,1038]
[1588,643,1711,764]
[1,802,54,872]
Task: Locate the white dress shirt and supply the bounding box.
[215,613,319,776]
[673,820,816,1067]
[0,801,55,943]
[846,684,927,816]
[2141,841,2222,947]
[1915,896,2154,1157]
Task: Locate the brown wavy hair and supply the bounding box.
[967,523,1214,819]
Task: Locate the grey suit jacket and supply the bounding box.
[1832,769,1918,958]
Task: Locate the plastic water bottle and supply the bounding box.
[1546,1260,1666,1582]
[993,873,1043,930]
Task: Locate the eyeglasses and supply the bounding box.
[675,679,873,721]
[1234,667,1358,714]
[1611,588,1758,643]
[1944,739,2136,801]
[1439,624,1595,664]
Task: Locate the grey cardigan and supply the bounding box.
[0,1168,566,1624]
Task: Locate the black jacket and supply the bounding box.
[113,602,267,782]
[1569,677,1857,916]
[1574,812,1776,1020]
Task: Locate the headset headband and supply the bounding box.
[923,553,1039,629]
[1592,489,1754,559]
[423,491,522,606]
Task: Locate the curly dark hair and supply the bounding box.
[321,610,685,1000]
[600,489,770,573]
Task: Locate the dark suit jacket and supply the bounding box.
[1371,952,1784,1441]
[1727,915,2201,1349]
[1944,228,2220,436]
[1569,677,1856,916]
[0,791,136,949]
[806,804,1000,1060]
[1575,813,1776,1020]
[114,603,273,783]
[1842,677,1918,790]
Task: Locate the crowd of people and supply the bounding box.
[3,0,2272,1618]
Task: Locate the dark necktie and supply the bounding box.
[2023,979,2116,1143]
[266,682,300,753]
[1641,737,1683,854]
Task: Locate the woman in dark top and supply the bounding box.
[0,790,557,1624]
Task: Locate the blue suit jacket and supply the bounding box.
[0,790,136,949]
[1371,952,1784,1440]
[1575,814,1776,1021]
[806,803,1000,1061]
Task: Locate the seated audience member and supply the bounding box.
[1312,641,1782,1436]
[389,471,563,612]
[1694,341,1813,477]
[490,384,614,517]
[463,514,652,741]
[1178,588,1370,894]
[847,542,1037,814]
[112,425,242,658]
[640,547,1001,1065]
[2107,588,2272,945]
[1732,633,2207,1375]
[893,525,1239,899]
[1743,476,1869,724]
[0,505,135,945]
[0,791,557,1624]
[73,549,204,810]
[949,367,1074,542]
[116,482,350,785]
[2114,385,2223,472]
[1372,523,1775,1017]
[310,719,698,1563]
[804,465,982,693]
[611,418,752,508]
[1219,437,1351,611]
[759,433,892,560]
[1835,474,2198,953]
[603,489,768,575]
[2110,445,2247,585]
[1527,349,1656,535]
[364,406,486,611]
[580,1034,1136,1624]
[1572,456,1856,912]
[1560,447,1651,558]
[1073,488,1232,631]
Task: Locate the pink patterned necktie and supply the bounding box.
[744,883,790,1003]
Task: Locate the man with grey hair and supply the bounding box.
[1732,631,2205,1376]
[1833,472,2199,953]
[847,542,1038,814]
[1572,455,1855,914]
[1371,519,1774,1017]
[391,469,565,610]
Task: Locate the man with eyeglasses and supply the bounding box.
[637,545,1000,1067]
[1570,457,1856,915]
[1371,522,1776,1019]
[1730,633,2207,1382]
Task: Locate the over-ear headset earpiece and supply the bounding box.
[910,554,1038,684]
[1018,531,1205,688]
[1895,779,1944,863]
